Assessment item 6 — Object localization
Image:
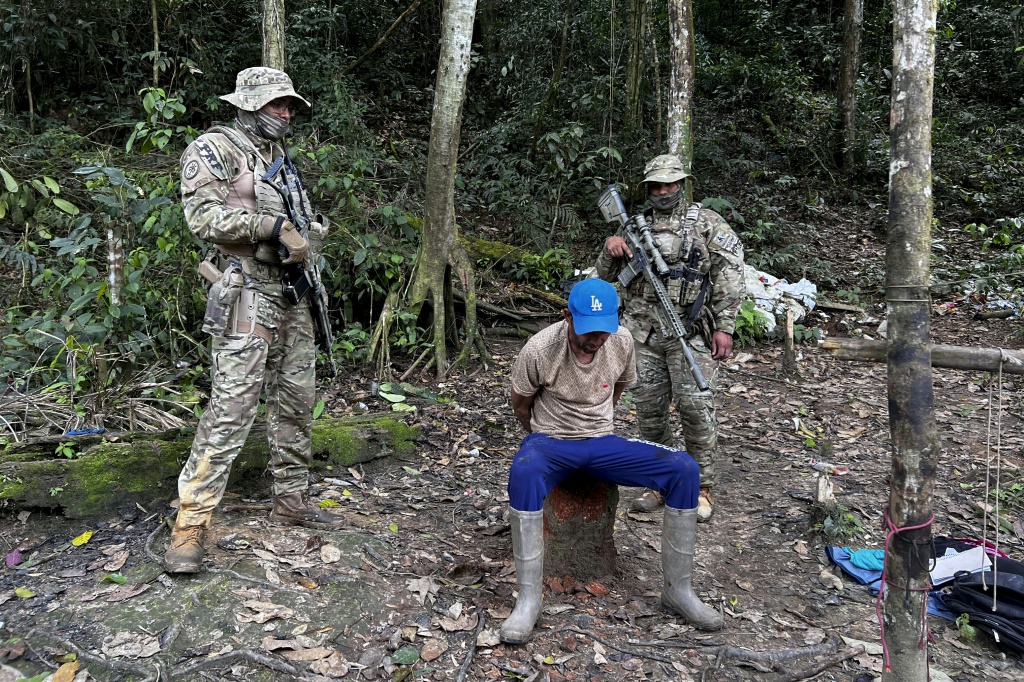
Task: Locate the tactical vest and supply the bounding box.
[647,203,711,309]
[206,125,313,265]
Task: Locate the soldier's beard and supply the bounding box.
[236,110,290,141]
[649,190,682,212]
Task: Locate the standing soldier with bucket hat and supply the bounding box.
[596,155,746,521]
[165,67,341,575]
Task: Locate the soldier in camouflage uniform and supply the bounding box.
[165,67,341,575]
[596,155,746,521]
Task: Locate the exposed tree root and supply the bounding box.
[454,604,487,682]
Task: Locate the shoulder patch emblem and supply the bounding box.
[183,160,200,180]
[711,229,742,256]
[195,140,225,175]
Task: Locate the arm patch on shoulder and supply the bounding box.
[195,140,227,178]
[710,229,742,256]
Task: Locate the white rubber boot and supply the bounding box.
[500,508,545,643]
[662,505,724,630]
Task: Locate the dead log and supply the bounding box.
[821,337,1024,374]
[543,473,618,580]
[0,415,419,518]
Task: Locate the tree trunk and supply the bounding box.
[647,0,663,150]
[624,0,647,131]
[262,0,287,70]
[667,0,695,203]
[405,0,479,381]
[0,415,419,518]
[107,224,124,306]
[543,474,618,580]
[882,0,939,678]
[838,0,863,172]
[151,0,160,87]
[529,0,572,159]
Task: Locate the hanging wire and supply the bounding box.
[981,350,1007,607]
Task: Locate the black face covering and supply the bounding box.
[649,188,682,212]
[235,109,290,141]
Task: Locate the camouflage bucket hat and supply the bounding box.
[642,154,693,184]
[219,67,311,112]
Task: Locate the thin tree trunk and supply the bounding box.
[838,0,863,172]
[624,0,647,131]
[406,0,478,381]
[341,0,422,76]
[24,56,33,135]
[648,0,663,150]
[262,0,287,70]
[529,0,572,159]
[882,0,939,678]
[667,0,695,202]
[151,0,160,87]
[108,225,124,306]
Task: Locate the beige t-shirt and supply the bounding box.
[510,320,637,439]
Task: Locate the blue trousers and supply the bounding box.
[508,433,701,512]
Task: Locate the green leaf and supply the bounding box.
[377,391,406,403]
[312,399,325,420]
[318,500,340,508]
[353,248,367,266]
[392,403,416,412]
[43,176,60,194]
[388,523,399,533]
[14,673,49,682]
[391,646,419,666]
[53,198,79,216]
[0,167,18,192]
[402,466,420,475]
[14,587,36,598]
[101,573,128,584]
[71,530,93,546]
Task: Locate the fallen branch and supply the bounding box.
[775,644,864,682]
[454,604,487,682]
[821,337,1024,374]
[557,627,672,663]
[341,0,423,76]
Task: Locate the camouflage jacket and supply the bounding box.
[179,124,326,266]
[596,203,746,341]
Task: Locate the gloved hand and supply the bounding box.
[277,221,309,264]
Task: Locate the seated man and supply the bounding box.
[502,278,723,644]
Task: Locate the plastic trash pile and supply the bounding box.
[743,265,818,334]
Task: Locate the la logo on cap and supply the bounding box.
[591,296,603,312]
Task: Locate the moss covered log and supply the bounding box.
[0,415,418,518]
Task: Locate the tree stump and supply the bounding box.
[542,473,618,580]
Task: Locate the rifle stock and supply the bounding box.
[597,185,709,391]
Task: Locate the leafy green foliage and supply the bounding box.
[126,88,197,153]
[733,300,771,347]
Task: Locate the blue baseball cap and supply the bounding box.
[567,279,620,335]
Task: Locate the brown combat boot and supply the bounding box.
[270,491,344,529]
[696,488,714,522]
[164,524,206,574]
[630,488,665,513]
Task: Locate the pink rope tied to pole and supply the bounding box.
[876,507,935,673]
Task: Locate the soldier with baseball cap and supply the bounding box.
[500,279,722,644]
[165,68,341,575]
[596,154,746,521]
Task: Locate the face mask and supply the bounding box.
[649,189,682,212]
[255,109,290,140]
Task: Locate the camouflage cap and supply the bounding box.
[642,154,693,184]
[219,67,311,112]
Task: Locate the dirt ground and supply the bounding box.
[3,217,1024,681]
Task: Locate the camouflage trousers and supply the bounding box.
[177,279,316,528]
[633,331,719,489]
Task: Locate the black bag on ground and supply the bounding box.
[943,554,1024,656]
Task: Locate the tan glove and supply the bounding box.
[277,220,309,265]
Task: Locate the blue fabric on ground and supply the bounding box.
[842,546,885,571]
[826,546,957,622]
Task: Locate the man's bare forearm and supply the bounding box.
[511,389,536,433]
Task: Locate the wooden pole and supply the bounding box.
[821,338,1024,375]
[783,309,797,376]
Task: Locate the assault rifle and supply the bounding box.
[597,185,708,391]
[262,151,338,377]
